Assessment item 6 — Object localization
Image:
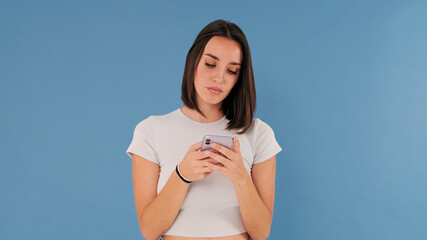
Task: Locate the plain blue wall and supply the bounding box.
[1,0,426,239]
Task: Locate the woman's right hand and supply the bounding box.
[178,141,216,182]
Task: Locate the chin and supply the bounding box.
[201,97,223,106]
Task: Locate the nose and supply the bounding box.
[213,67,225,84]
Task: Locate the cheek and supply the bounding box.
[195,67,215,84]
[194,68,208,90]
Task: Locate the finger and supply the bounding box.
[205,162,226,174]
[195,150,211,160]
[199,162,215,172]
[208,149,225,158]
[232,136,241,154]
[190,141,203,151]
[195,149,221,159]
[213,162,224,167]
[200,158,219,166]
[203,160,217,168]
[193,161,212,172]
[211,142,235,159]
[208,151,229,167]
[209,149,219,154]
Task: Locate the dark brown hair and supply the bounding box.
[181,19,256,134]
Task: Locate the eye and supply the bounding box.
[228,69,238,75]
[205,62,215,67]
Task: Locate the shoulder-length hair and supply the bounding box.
[181,19,256,134]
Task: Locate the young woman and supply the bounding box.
[126,19,282,240]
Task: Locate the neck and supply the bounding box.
[181,104,224,123]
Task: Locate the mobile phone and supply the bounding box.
[201,135,233,151]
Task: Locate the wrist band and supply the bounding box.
[176,164,192,184]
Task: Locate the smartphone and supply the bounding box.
[201,135,233,151]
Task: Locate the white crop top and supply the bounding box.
[126,108,282,237]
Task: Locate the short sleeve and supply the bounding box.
[253,119,282,164]
[125,116,159,164]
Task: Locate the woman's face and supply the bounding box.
[194,36,242,109]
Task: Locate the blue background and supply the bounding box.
[1,0,426,239]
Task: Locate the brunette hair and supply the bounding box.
[181,19,256,134]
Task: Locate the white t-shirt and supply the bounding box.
[126,108,282,237]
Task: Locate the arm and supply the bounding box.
[132,154,190,240]
[234,156,276,240]
[132,142,214,240]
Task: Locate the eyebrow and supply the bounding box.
[205,53,241,66]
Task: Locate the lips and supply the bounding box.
[207,87,223,95]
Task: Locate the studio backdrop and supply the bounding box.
[1,0,426,239]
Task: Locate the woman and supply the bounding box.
[126,19,282,240]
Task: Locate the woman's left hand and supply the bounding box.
[205,136,250,185]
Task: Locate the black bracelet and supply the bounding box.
[176,164,192,183]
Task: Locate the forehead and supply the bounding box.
[203,36,243,63]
